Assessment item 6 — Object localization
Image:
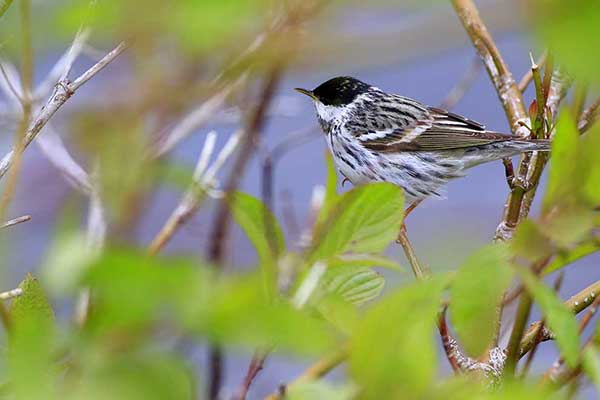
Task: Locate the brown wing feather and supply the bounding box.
[361,106,515,153]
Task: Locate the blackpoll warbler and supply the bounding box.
[296,76,550,205]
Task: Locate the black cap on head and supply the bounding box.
[312,76,371,106]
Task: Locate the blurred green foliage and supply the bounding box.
[57,0,269,54]
[0,0,599,399]
[531,0,600,83]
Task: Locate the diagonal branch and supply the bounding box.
[0,41,128,181]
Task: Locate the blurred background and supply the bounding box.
[0,0,598,398]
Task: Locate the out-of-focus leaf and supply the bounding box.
[531,0,600,82]
[451,244,513,356]
[9,274,56,400]
[316,152,339,227]
[543,240,600,276]
[286,381,356,400]
[350,275,447,398]
[42,233,97,295]
[200,273,334,354]
[518,268,580,367]
[321,265,384,306]
[230,191,285,259]
[487,380,557,400]
[579,124,600,205]
[315,294,359,336]
[542,206,595,248]
[57,0,269,55]
[69,352,193,400]
[0,0,13,18]
[583,346,600,390]
[544,112,581,211]
[512,220,555,263]
[230,191,285,297]
[309,183,404,261]
[85,248,333,354]
[328,253,403,271]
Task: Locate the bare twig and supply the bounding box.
[578,97,600,133]
[519,279,600,357]
[233,351,269,400]
[517,51,547,93]
[0,287,23,300]
[438,58,481,110]
[451,0,527,132]
[0,41,127,181]
[0,215,31,229]
[148,130,240,255]
[520,272,564,377]
[151,80,242,158]
[207,67,284,400]
[0,61,23,105]
[396,224,430,279]
[264,344,350,400]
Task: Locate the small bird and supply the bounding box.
[295,76,550,205]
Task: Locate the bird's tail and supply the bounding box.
[509,139,552,152]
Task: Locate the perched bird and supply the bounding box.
[295,76,550,205]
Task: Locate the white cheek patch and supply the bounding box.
[315,102,344,122]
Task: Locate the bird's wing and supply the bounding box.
[358,102,513,152]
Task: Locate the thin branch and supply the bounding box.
[519,279,600,357]
[151,79,242,158]
[396,224,430,279]
[0,287,23,300]
[578,96,600,133]
[517,51,547,93]
[520,272,564,377]
[451,0,527,132]
[438,58,481,110]
[232,351,269,400]
[0,215,30,229]
[207,67,284,400]
[264,344,350,400]
[33,28,90,100]
[0,41,127,181]
[148,130,240,255]
[36,126,92,194]
[0,61,23,105]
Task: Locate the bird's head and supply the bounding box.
[295,76,371,124]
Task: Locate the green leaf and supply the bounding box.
[71,352,193,400]
[544,112,581,211]
[85,249,334,354]
[10,274,54,326]
[451,244,513,356]
[543,240,600,276]
[517,268,580,367]
[579,123,600,205]
[532,0,600,82]
[350,275,447,398]
[286,381,356,400]
[582,346,600,390]
[230,191,285,259]
[201,273,335,354]
[9,274,56,400]
[230,191,285,297]
[0,0,13,18]
[309,183,404,261]
[321,266,385,306]
[315,152,339,227]
[328,253,403,271]
[511,220,555,263]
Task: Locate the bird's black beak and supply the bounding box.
[294,87,317,100]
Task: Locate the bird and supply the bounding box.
[295,76,551,207]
